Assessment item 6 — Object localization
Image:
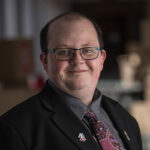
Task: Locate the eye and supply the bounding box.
[55,49,72,56]
[82,48,96,55]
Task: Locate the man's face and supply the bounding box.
[41,18,106,93]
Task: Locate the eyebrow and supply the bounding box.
[81,42,99,47]
[54,42,99,49]
[81,43,92,47]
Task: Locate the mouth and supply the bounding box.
[69,70,88,74]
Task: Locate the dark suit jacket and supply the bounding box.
[0,81,142,150]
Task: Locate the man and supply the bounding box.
[0,12,142,150]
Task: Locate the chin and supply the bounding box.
[66,81,88,90]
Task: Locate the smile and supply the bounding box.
[69,70,88,73]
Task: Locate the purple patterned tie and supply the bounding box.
[85,109,122,150]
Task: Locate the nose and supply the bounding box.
[70,49,85,64]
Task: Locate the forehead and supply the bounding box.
[47,17,98,44]
[49,15,94,30]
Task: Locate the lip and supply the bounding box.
[69,70,88,73]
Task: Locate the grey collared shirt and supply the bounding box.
[48,80,126,149]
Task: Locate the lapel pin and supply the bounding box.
[78,133,86,142]
[124,130,131,141]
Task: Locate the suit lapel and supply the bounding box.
[40,82,100,150]
[51,104,100,150]
[101,96,135,150]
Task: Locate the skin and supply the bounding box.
[40,17,106,105]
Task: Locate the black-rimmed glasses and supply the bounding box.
[46,47,101,60]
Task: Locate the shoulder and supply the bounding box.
[102,95,130,113]
[0,92,50,149]
[0,94,40,122]
[0,91,52,128]
[101,95,138,125]
[0,81,58,128]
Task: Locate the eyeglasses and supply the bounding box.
[46,47,101,60]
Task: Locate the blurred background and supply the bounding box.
[0,0,150,149]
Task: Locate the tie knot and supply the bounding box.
[84,109,97,120]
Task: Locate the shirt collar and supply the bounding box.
[48,79,102,120]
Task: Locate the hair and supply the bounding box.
[40,12,104,53]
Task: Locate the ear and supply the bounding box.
[100,49,106,64]
[40,52,48,71]
[99,49,106,70]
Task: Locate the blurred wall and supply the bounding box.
[0,0,148,78]
[0,0,72,75]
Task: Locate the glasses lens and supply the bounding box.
[54,47,99,60]
[55,48,73,60]
[81,47,99,59]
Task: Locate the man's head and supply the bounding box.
[40,12,106,97]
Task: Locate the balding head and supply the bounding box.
[40,12,104,53]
